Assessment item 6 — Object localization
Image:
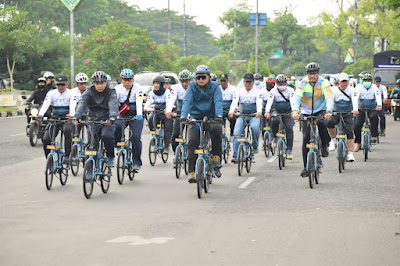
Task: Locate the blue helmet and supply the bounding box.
[106,74,112,81]
[195,65,210,75]
[120,69,134,79]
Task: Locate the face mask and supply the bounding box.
[363,81,372,88]
[277,85,287,91]
[266,84,274,91]
[255,80,260,85]
[287,81,292,85]
[38,84,45,89]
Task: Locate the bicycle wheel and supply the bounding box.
[338,142,343,173]
[45,155,54,190]
[29,123,38,146]
[195,160,204,199]
[70,144,79,176]
[59,159,68,186]
[307,152,315,189]
[184,158,189,175]
[175,146,183,179]
[263,132,270,158]
[148,138,157,166]
[127,153,135,181]
[363,134,368,161]
[246,146,252,173]
[278,141,283,170]
[204,163,210,194]
[100,160,110,193]
[162,151,169,163]
[238,145,245,176]
[117,151,125,185]
[223,138,230,164]
[82,160,94,199]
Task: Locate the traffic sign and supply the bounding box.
[250,13,267,26]
[60,0,82,12]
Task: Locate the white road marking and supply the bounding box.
[267,156,277,163]
[106,236,174,246]
[10,133,26,137]
[239,176,256,189]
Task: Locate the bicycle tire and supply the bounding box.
[338,142,343,173]
[70,144,79,176]
[223,138,230,164]
[162,151,169,163]
[263,132,270,158]
[246,147,252,173]
[363,134,368,161]
[59,160,68,186]
[82,160,94,199]
[184,159,189,175]
[29,122,38,146]
[204,163,210,193]
[149,138,157,166]
[195,160,204,199]
[127,150,134,181]
[117,151,125,185]
[100,160,110,193]
[307,152,315,189]
[175,146,183,179]
[278,141,283,170]
[238,145,245,176]
[45,155,54,190]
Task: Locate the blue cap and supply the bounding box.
[374,76,381,82]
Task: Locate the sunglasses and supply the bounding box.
[306,72,318,76]
[196,76,207,80]
[47,77,54,80]
[56,83,66,86]
[244,80,253,83]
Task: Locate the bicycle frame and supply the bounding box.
[333,112,350,160]
[46,118,67,171]
[360,109,372,151]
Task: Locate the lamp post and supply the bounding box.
[255,0,259,73]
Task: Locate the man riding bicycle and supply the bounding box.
[326,73,358,162]
[372,76,387,136]
[180,65,223,182]
[292,62,333,177]
[229,72,263,163]
[219,73,236,137]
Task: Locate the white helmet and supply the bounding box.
[75,72,88,82]
[43,71,55,79]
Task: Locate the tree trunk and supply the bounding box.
[6,56,15,91]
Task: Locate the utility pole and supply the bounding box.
[234,0,237,58]
[70,10,74,86]
[168,0,171,43]
[353,0,357,62]
[255,0,259,73]
[183,0,187,56]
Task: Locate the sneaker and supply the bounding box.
[231,157,238,164]
[107,157,115,167]
[271,138,277,148]
[132,165,140,173]
[347,153,355,162]
[300,168,308,178]
[329,141,336,151]
[188,172,196,183]
[321,148,329,157]
[253,148,259,154]
[381,130,386,137]
[287,150,293,160]
[213,155,222,178]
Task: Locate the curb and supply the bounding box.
[0,111,23,117]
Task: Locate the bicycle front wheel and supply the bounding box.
[195,160,204,199]
[82,160,94,199]
[238,145,245,176]
[149,138,157,166]
[70,144,79,176]
[263,132,270,158]
[223,138,230,163]
[175,146,183,179]
[246,147,252,173]
[307,152,315,189]
[45,155,54,190]
[59,159,68,186]
[278,141,284,170]
[117,151,125,185]
[363,134,369,161]
[338,142,343,173]
[100,160,110,193]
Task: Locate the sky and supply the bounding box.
[126,0,351,37]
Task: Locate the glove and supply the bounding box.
[135,115,143,120]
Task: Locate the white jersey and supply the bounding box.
[355,84,382,109]
[372,84,388,99]
[69,87,86,117]
[331,86,358,112]
[254,82,265,90]
[265,87,295,113]
[39,88,74,116]
[229,86,263,114]
[144,89,174,112]
[115,83,144,116]
[171,83,187,101]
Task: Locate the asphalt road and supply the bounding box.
[0,116,399,265]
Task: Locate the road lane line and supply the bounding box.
[239,176,256,189]
[267,156,276,163]
[10,133,26,137]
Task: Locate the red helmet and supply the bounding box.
[265,77,276,83]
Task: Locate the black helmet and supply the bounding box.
[305,62,320,73]
[276,74,287,83]
[164,77,171,83]
[195,65,210,75]
[91,71,107,82]
[362,73,372,80]
[153,75,165,84]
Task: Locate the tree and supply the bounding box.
[208,54,230,76]
[0,8,42,90]
[146,42,182,72]
[173,55,209,73]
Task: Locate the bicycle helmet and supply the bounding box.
[153,75,165,84]
[106,75,112,81]
[265,77,276,83]
[37,77,47,83]
[305,62,320,72]
[195,65,210,75]
[120,68,134,79]
[276,74,287,83]
[164,77,171,83]
[75,72,88,83]
[210,73,217,81]
[43,71,55,79]
[179,69,191,81]
[362,73,372,80]
[91,71,107,82]
[397,79,400,84]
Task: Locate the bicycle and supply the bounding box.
[263,120,275,158]
[189,117,219,199]
[221,113,231,164]
[272,113,291,170]
[44,117,69,190]
[174,120,189,179]
[70,123,88,176]
[148,109,169,166]
[116,117,137,184]
[359,109,374,162]
[301,115,324,189]
[236,114,255,176]
[333,112,351,173]
[82,120,113,199]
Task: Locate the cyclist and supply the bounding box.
[219,73,236,137]
[354,73,382,151]
[287,76,296,89]
[229,72,263,163]
[327,73,358,162]
[164,77,172,90]
[264,74,295,160]
[372,76,387,136]
[38,74,74,162]
[114,69,144,172]
[292,62,333,177]
[43,71,56,90]
[262,77,276,134]
[70,72,90,138]
[254,73,265,90]
[265,77,275,92]
[171,69,191,154]
[73,71,119,166]
[144,75,174,154]
[106,74,112,87]
[24,77,50,123]
[180,65,223,182]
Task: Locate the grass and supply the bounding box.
[0,107,20,112]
